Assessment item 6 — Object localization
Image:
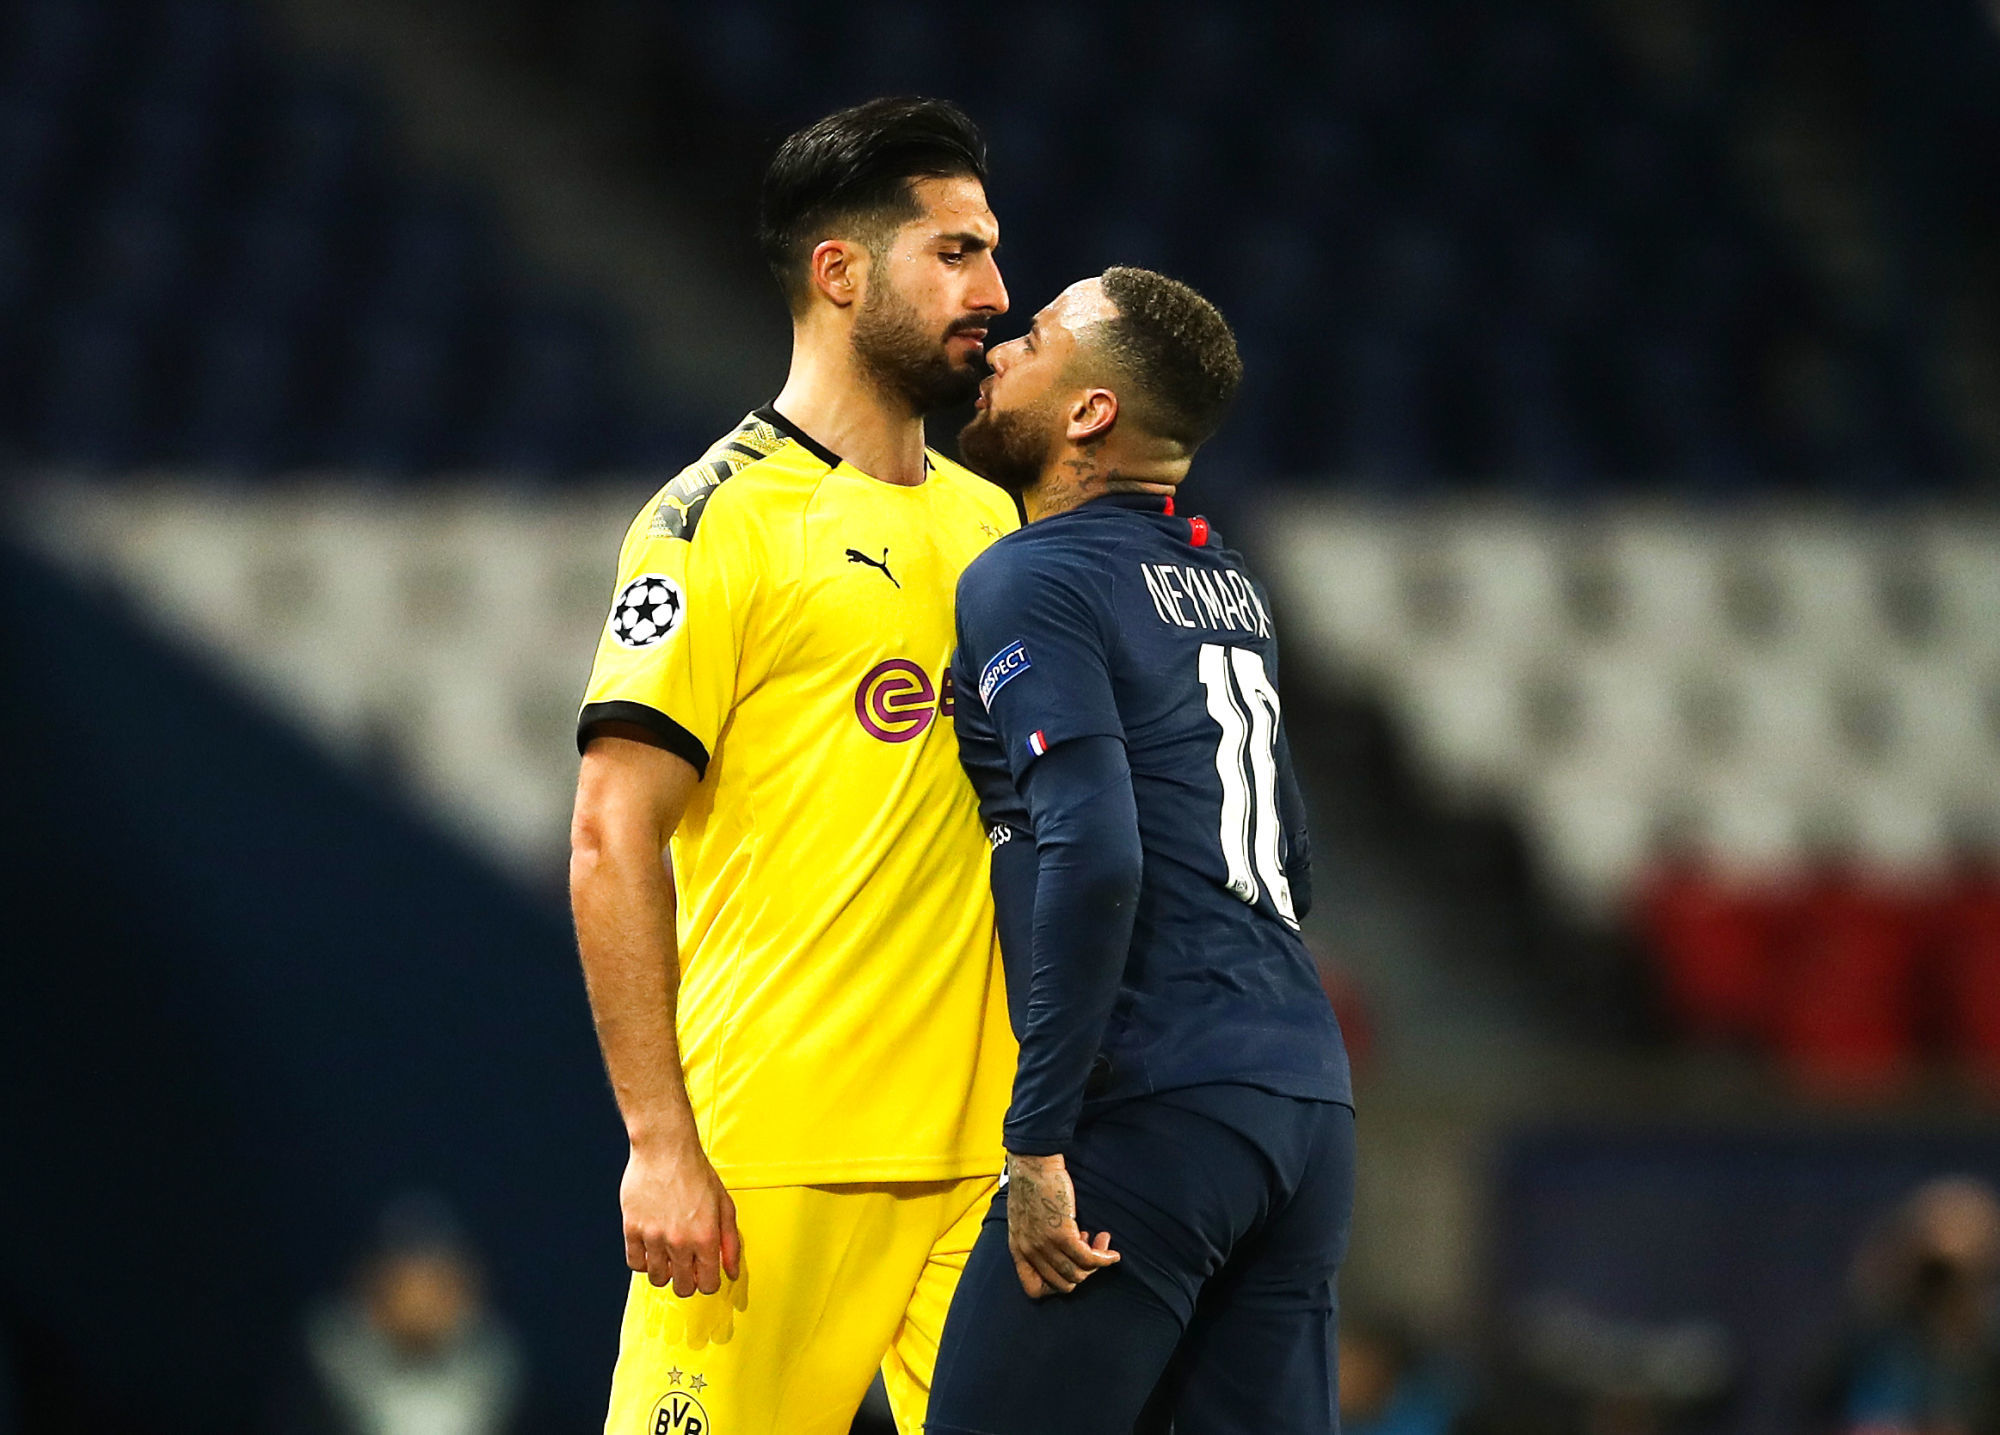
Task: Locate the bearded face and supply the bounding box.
[958,390,1061,494]
[851,267,990,413]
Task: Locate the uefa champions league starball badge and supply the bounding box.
[609,573,686,649]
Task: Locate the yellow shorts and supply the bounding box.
[604,1174,997,1435]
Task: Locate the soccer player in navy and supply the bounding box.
[926,267,1355,1434]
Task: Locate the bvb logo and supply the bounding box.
[652,1391,710,1434]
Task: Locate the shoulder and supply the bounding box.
[926,451,1022,531]
[958,523,1106,628]
[637,411,832,545]
[957,524,1034,601]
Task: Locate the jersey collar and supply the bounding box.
[1073,489,1209,545]
[756,404,843,469]
[1083,491,1177,515]
[756,403,936,480]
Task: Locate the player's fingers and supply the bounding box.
[644,1236,675,1289]
[1089,1229,1120,1259]
[670,1242,704,1299]
[1010,1236,1058,1297]
[1069,1229,1102,1280]
[691,1243,722,1297]
[1028,1244,1079,1294]
[1061,1230,1119,1268]
[719,1194,743,1281]
[625,1226,648,1274]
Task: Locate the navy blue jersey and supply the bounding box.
[952,493,1352,1136]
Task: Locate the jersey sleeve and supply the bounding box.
[1001,734,1143,1154]
[576,486,762,776]
[951,640,1031,836]
[1276,722,1313,920]
[956,545,1122,781]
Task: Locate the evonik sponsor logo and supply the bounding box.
[854,659,956,743]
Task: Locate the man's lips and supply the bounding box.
[950,328,988,347]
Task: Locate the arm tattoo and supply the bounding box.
[1009,1158,1071,1235]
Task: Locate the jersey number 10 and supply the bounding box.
[1198,643,1300,931]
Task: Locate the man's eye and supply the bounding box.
[941,250,965,265]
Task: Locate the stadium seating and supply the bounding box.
[515,0,1964,494]
[1634,854,1777,1042]
[1259,496,2000,1080]
[25,481,626,879]
[0,0,660,474]
[1264,501,2000,895]
[1939,869,2000,1085]
[30,472,1996,1083]
[0,0,1978,489]
[13,0,1992,1091]
[1768,867,1925,1092]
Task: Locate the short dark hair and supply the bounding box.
[1094,266,1244,450]
[759,97,988,313]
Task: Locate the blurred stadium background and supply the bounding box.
[3,0,2000,1430]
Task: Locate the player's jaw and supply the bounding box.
[851,277,993,413]
[958,388,1059,495]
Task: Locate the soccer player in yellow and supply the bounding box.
[569,98,1019,1434]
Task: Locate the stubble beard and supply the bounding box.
[957,398,1058,496]
[851,278,987,414]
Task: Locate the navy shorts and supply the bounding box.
[926,1084,1356,1435]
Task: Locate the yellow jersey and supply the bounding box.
[577,407,1019,1187]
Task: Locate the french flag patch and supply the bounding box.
[1027,729,1049,757]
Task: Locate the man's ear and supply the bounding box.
[1066,388,1119,444]
[810,238,865,309]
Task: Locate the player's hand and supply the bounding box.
[1004,1151,1119,1298]
[621,1132,743,1299]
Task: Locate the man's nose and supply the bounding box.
[973,255,1008,315]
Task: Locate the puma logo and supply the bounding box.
[845,547,900,589]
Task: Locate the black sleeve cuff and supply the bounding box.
[1288,860,1313,922]
[1003,1128,1070,1157]
[576,701,710,777]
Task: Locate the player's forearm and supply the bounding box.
[1004,737,1143,1155]
[570,825,701,1150]
[987,827,1039,1041]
